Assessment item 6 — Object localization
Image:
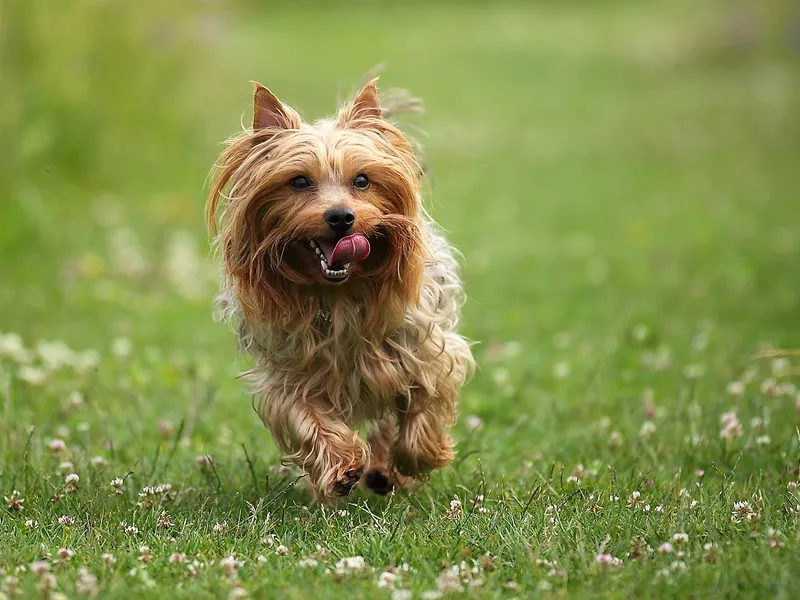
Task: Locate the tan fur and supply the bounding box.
[207,79,474,501]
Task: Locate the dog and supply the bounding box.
[206,78,474,500]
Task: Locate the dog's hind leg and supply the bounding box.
[392,388,456,479]
[363,413,410,495]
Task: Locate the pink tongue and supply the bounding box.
[321,233,371,264]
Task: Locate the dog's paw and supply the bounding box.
[392,436,454,478]
[333,468,363,496]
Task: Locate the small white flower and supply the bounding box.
[213,521,227,533]
[57,548,75,561]
[90,456,107,468]
[731,500,757,523]
[275,545,289,556]
[48,439,67,453]
[671,560,687,573]
[632,324,649,342]
[771,358,791,376]
[377,571,397,589]
[755,435,771,446]
[219,555,243,577]
[30,560,50,574]
[658,543,674,554]
[65,473,80,485]
[760,378,777,396]
[447,496,462,519]
[465,415,483,431]
[18,365,47,385]
[25,519,38,529]
[4,490,24,511]
[229,587,248,600]
[672,533,689,544]
[594,553,623,567]
[336,556,366,573]
[552,361,571,379]
[102,553,117,565]
[297,557,317,568]
[57,515,74,526]
[169,553,187,564]
[720,412,742,439]
[111,337,133,359]
[0,332,24,356]
[726,381,745,397]
[639,421,656,440]
[626,491,642,509]
[76,567,98,597]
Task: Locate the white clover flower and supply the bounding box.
[18,366,46,385]
[37,340,75,371]
[90,456,107,468]
[297,557,317,568]
[213,521,227,533]
[552,361,571,379]
[594,553,623,567]
[731,500,757,523]
[377,571,397,589]
[639,421,656,440]
[335,556,366,574]
[447,496,462,519]
[111,337,132,359]
[465,415,483,431]
[726,381,745,397]
[219,555,243,577]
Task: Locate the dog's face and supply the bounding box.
[208,80,425,326]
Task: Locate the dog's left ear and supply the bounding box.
[252,82,301,130]
[338,78,382,125]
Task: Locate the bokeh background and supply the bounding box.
[1,0,799,476]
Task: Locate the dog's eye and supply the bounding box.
[290,176,311,190]
[352,174,370,190]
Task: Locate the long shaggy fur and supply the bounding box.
[207,78,474,500]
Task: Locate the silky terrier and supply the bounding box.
[207,77,474,500]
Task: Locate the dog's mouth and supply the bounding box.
[307,233,371,282]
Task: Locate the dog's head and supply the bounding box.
[208,79,425,330]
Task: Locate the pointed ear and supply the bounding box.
[338,78,382,126]
[252,82,300,130]
[352,78,382,119]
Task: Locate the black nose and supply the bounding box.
[324,208,355,234]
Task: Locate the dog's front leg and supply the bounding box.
[392,389,456,478]
[260,397,367,501]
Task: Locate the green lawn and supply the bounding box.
[2,0,800,598]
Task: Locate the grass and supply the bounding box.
[1,0,800,597]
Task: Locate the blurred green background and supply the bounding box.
[1,0,799,459]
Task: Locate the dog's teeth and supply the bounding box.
[320,260,327,269]
[315,248,321,255]
[309,240,318,248]
[344,263,350,269]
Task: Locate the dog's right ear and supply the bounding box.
[252,82,301,130]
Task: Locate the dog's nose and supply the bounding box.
[324,208,355,234]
